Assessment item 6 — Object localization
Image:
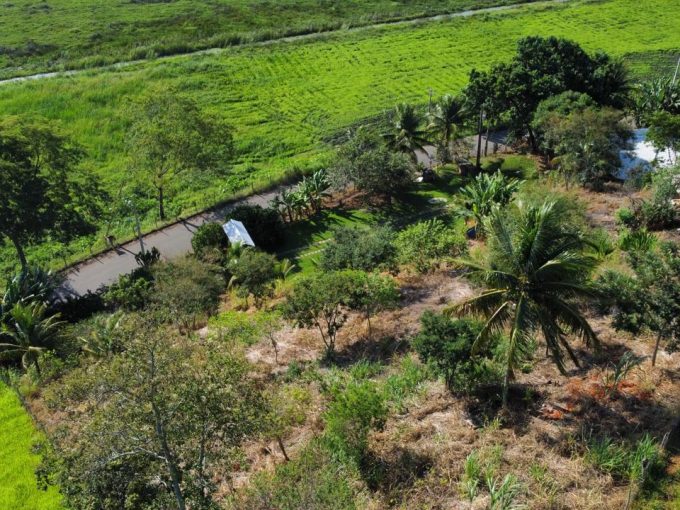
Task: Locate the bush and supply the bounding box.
[412,311,498,393]
[151,257,225,329]
[102,268,153,311]
[394,219,466,273]
[191,222,228,259]
[227,204,284,252]
[319,225,395,272]
[618,228,657,253]
[323,379,387,463]
[586,434,665,482]
[228,248,278,307]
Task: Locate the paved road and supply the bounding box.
[60,187,284,297]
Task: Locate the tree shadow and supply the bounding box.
[361,448,433,501]
[333,335,410,368]
[464,383,546,434]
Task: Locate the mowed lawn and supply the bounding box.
[0,384,63,510]
[0,0,678,273]
[0,0,529,78]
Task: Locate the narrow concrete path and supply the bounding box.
[0,0,568,85]
[60,187,285,297]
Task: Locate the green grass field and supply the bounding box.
[0,384,63,510]
[0,0,678,275]
[0,0,529,78]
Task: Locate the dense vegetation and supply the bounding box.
[0,0,678,275]
[1,0,680,507]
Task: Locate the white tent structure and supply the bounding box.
[222,219,255,247]
[616,128,675,181]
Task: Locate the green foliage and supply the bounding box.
[323,379,387,463]
[283,270,367,357]
[0,383,63,510]
[1,0,677,273]
[384,103,430,161]
[319,225,395,272]
[460,171,521,233]
[382,356,431,413]
[1,266,60,316]
[208,310,282,346]
[647,111,680,164]
[126,90,233,220]
[151,257,225,329]
[454,200,601,406]
[616,166,679,230]
[102,267,154,311]
[191,222,229,260]
[533,91,597,153]
[486,474,524,510]
[330,127,415,201]
[0,116,100,270]
[234,438,364,510]
[44,329,267,510]
[633,76,680,125]
[412,311,498,393]
[586,434,665,483]
[76,312,126,359]
[227,204,284,252]
[618,228,658,253]
[228,248,278,307]
[394,218,466,273]
[544,107,632,189]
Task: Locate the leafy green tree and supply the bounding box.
[647,111,680,165]
[283,270,366,358]
[545,107,631,189]
[355,272,399,337]
[0,116,101,269]
[319,225,395,272]
[532,91,597,154]
[126,91,233,220]
[460,171,521,235]
[229,248,278,307]
[451,200,601,406]
[467,37,629,152]
[428,94,465,146]
[384,103,430,162]
[394,219,466,273]
[598,242,680,366]
[0,302,63,377]
[330,128,415,203]
[45,328,267,510]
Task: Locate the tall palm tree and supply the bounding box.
[449,200,600,407]
[0,302,64,377]
[384,103,430,162]
[428,94,465,144]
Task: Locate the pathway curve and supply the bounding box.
[60,187,286,297]
[0,0,568,85]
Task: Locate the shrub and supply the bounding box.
[227,204,284,252]
[618,228,657,253]
[151,257,225,329]
[228,248,278,307]
[102,268,153,311]
[323,380,387,463]
[319,225,395,272]
[412,311,498,393]
[191,222,228,259]
[586,434,665,483]
[394,219,466,273]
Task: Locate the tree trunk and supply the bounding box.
[502,367,510,409]
[476,109,484,171]
[527,124,538,153]
[652,328,665,367]
[158,186,166,221]
[276,436,290,462]
[9,234,28,270]
[484,125,490,157]
[152,403,186,510]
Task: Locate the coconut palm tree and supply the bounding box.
[0,302,64,377]
[449,200,601,407]
[384,103,430,162]
[428,94,465,144]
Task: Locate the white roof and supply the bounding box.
[616,128,675,180]
[222,220,255,247]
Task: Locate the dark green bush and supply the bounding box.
[227,204,284,252]
[412,311,498,393]
[228,248,278,307]
[191,222,228,259]
[102,268,153,311]
[319,225,395,272]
